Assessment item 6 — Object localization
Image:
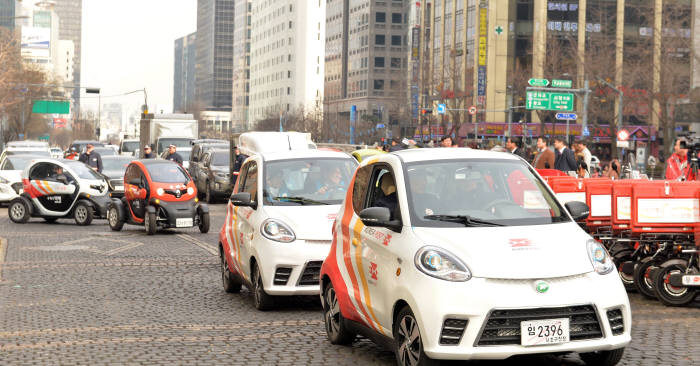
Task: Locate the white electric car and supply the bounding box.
[218,149,357,310]
[319,148,631,366]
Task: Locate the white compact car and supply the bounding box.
[319,148,631,366]
[0,155,44,203]
[218,149,357,310]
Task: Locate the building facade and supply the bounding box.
[173,32,197,113]
[248,0,325,123]
[324,0,410,142]
[53,0,82,109]
[231,0,251,131]
[0,0,17,29]
[195,0,234,111]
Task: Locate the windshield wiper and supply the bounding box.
[272,196,330,205]
[424,214,504,227]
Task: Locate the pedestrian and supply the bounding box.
[505,136,527,159]
[164,144,183,166]
[532,136,555,169]
[665,138,691,180]
[440,136,453,148]
[606,159,620,180]
[389,137,404,152]
[78,143,103,173]
[576,161,589,178]
[143,145,155,159]
[573,140,592,173]
[553,136,577,173]
[65,146,79,160]
[232,146,248,187]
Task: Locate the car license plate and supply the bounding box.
[176,218,193,228]
[682,275,700,286]
[520,318,569,346]
[115,186,123,191]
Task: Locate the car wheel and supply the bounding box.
[107,204,124,231]
[43,217,58,223]
[394,306,439,366]
[323,282,355,345]
[73,201,93,226]
[633,257,658,299]
[252,264,274,311]
[145,210,157,235]
[8,199,30,223]
[220,245,241,293]
[198,212,210,233]
[580,348,625,366]
[653,260,698,306]
[611,248,635,291]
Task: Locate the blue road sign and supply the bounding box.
[437,104,446,114]
[555,113,577,120]
[583,126,590,137]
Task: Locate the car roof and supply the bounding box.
[102,155,134,160]
[135,159,178,166]
[389,147,522,163]
[260,149,353,161]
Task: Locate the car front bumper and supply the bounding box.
[256,238,331,296]
[403,271,631,360]
[154,200,200,228]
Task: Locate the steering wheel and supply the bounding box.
[481,199,520,216]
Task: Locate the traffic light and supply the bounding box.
[421,108,433,115]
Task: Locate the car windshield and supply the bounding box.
[102,158,133,173]
[404,159,569,227]
[7,150,51,157]
[93,148,117,156]
[2,156,35,170]
[121,141,139,153]
[263,158,357,206]
[147,163,190,183]
[212,152,229,166]
[66,161,103,180]
[157,138,192,153]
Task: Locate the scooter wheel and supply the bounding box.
[8,199,30,224]
[611,249,635,292]
[653,260,698,306]
[633,257,658,299]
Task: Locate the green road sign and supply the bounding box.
[551,79,573,88]
[526,91,575,111]
[528,78,549,87]
[32,100,70,114]
[38,135,49,141]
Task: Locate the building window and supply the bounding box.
[390,57,401,68]
[375,34,385,45]
[287,87,291,95]
[376,12,386,23]
[373,80,384,90]
[289,20,293,28]
[374,57,385,67]
[392,13,402,24]
[391,35,401,46]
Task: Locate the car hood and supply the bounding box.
[0,170,22,183]
[411,222,594,279]
[102,170,125,180]
[263,205,340,241]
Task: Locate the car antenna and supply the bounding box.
[287,135,292,150]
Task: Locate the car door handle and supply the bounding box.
[352,238,359,247]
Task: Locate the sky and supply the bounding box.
[80,0,197,115]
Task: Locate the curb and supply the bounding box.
[0,236,6,281]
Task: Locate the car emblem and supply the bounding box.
[175,190,181,197]
[534,280,549,293]
[509,238,532,248]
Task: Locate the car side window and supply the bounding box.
[242,162,258,201]
[236,163,249,193]
[352,165,372,214]
[366,166,401,221]
[124,165,140,186]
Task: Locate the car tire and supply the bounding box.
[611,248,636,291]
[145,210,157,235]
[43,217,58,223]
[653,260,698,306]
[323,282,355,345]
[252,264,274,311]
[633,256,658,299]
[73,201,93,226]
[107,204,124,231]
[220,245,242,293]
[580,348,625,366]
[198,211,210,233]
[8,199,30,224]
[393,306,439,366]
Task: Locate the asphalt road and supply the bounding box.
[0,203,698,366]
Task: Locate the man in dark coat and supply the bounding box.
[505,137,528,160]
[164,145,183,165]
[78,143,103,173]
[231,146,248,187]
[143,145,155,159]
[553,136,578,173]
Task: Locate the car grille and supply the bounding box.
[298,261,323,286]
[476,305,603,346]
[11,182,23,194]
[606,309,624,336]
[273,267,292,285]
[439,318,468,345]
[110,179,123,190]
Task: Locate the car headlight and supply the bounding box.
[187,187,194,195]
[0,176,8,184]
[587,239,614,275]
[156,188,164,196]
[260,219,296,243]
[215,172,228,178]
[414,246,471,282]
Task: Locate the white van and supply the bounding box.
[0,141,52,161]
[237,132,315,157]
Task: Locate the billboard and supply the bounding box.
[21,27,50,58]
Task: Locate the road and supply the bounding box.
[0,203,698,365]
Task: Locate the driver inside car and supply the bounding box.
[315,166,345,199]
[50,166,70,185]
[266,169,289,199]
[447,170,496,213]
[375,174,398,219]
[408,172,439,216]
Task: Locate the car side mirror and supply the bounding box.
[359,207,402,232]
[230,192,257,209]
[565,201,590,221]
[128,178,141,186]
